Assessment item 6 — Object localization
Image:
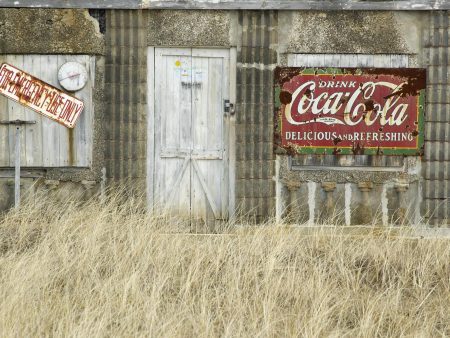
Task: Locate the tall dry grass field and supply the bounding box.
[0,190,449,337]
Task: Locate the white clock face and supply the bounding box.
[57,62,88,92]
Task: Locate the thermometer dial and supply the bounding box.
[57,62,88,92]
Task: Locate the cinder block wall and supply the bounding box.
[235,11,278,222]
[104,10,148,192]
[422,11,450,226]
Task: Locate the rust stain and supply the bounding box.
[68,128,74,166]
[351,142,365,155]
[333,137,342,145]
[279,90,292,104]
[274,67,303,86]
[364,99,375,111]
[332,148,341,155]
[284,145,297,156]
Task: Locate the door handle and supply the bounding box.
[223,99,235,117]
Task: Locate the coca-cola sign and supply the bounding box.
[274,68,426,155]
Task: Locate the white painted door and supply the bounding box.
[152,48,231,221]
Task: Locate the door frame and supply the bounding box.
[146,46,237,220]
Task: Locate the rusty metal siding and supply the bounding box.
[235,11,277,221]
[105,10,147,186]
[422,10,450,226]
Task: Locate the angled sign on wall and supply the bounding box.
[0,63,84,128]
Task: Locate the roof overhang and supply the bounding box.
[0,0,448,10]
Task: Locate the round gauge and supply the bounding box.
[57,62,88,92]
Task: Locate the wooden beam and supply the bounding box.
[0,0,141,8]
[0,0,448,10]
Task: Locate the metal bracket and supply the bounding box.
[0,119,36,125]
[0,119,36,209]
[223,99,235,117]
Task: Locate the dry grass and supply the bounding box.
[0,190,449,337]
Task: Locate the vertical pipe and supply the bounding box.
[381,184,389,226]
[344,183,352,226]
[275,156,282,223]
[14,126,20,209]
[308,181,316,226]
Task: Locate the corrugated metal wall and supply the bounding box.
[105,10,148,190]
[102,9,448,225]
[423,11,450,226]
[235,11,277,221]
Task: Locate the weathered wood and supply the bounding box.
[14,125,20,208]
[24,55,43,167]
[0,55,10,166]
[151,47,230,221]
[72,54,93,167]
[7,55,27,167]
[147,47,155,209]
[40,55,61,167]
[0,54,93,168]
[228,47,237,220]
[0,0,448,10]
[154,48,191,213]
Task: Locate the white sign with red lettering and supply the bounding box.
[0,63,84,128]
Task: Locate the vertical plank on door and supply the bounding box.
[228,47,236,219]
[222,53,231,218]
[191,55,210,219]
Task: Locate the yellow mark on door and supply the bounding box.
[175,60,181,67]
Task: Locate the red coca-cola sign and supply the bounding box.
[274,68,426,155]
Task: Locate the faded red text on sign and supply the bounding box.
[0,63,84,128]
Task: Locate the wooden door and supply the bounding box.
[151,48,231,222]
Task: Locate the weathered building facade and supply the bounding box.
[0,1,448,226]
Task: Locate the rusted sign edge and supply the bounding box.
[0,0,448,10]
[0,63,84,129]
[273,67,426,156]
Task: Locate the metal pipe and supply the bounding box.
[15,125,20,208]
[0,120,36,209]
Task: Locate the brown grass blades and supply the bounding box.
[0,189,449,337]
